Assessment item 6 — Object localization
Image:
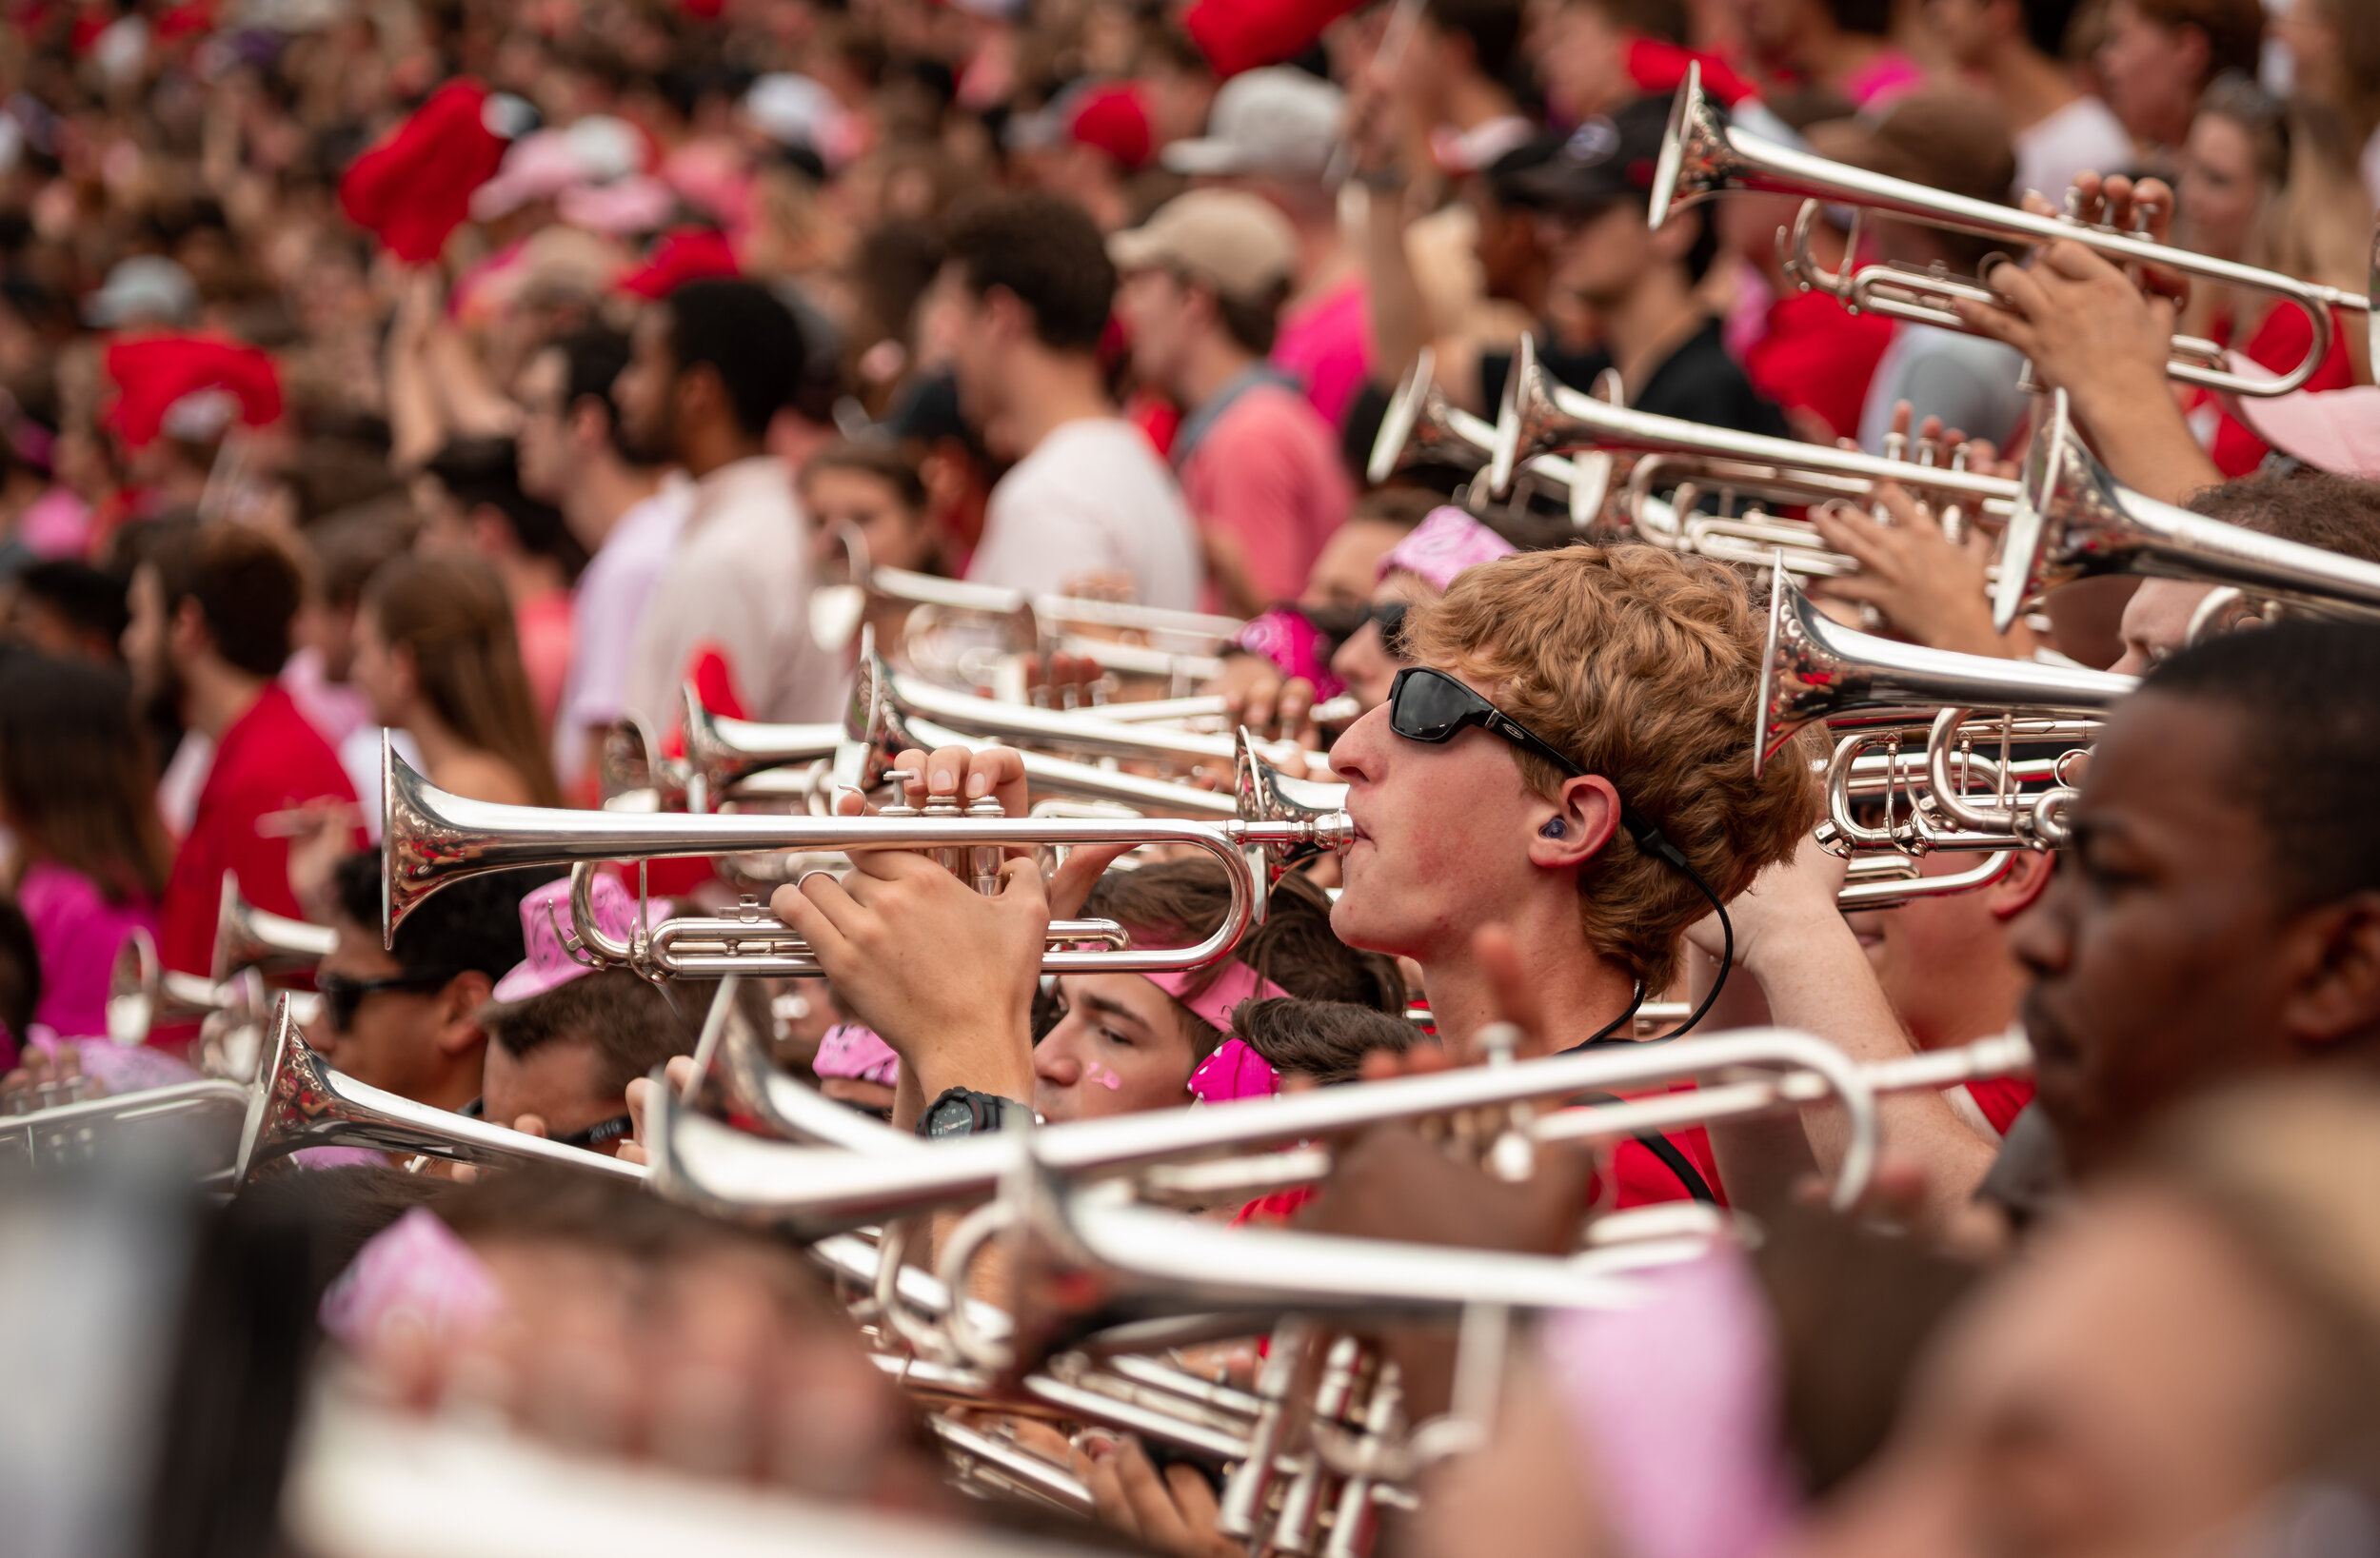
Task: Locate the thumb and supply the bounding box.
[1046,839,1132,920]
[510,1114,550,1139]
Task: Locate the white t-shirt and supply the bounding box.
[1858,325,2031,457]
[2013,95,2135,207]
[553,475,692,781]
[965,419,1203,611]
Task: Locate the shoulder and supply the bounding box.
[432,752,537,807]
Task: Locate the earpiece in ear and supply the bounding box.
[1539,819,1565,838]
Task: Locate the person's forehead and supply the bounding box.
[1066,970,1181,1030]
[323,915,403,976]
[2077,694,2260,850]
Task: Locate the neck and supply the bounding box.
[183,659,268,742]
[1001,349,1115,454]
[1291,210,1352,301]
[1601,269,1706,394]
[1423,929,1640,1061]
[566,457,663,551]
[1177,335,1259,411]
[492,548,565,607]
[420,1049,486,1116]
[406,709,478,778]
[682,425,764,482]
[1983,44,2079,131]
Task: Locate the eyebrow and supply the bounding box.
[1076,992,1153,1036]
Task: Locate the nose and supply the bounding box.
[1328,701,1389,783]
[1034,1035,1080,1087]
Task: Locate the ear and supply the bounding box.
[433,969,496,1058]
[1526,773,1622,873]
[2280,893,2380,1050]
[567,398,609,450]
[1987,849,2056,920]
[169,596,210,661]
[982,284,1033,344]
[677,361,725,425]
[468,504,513,556]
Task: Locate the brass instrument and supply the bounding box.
[1993,389,2380,631]
[1755,562,2134,779]
[1369,347,1606,527]
[210,873,335,981]
[1652,62,2372,395]
[106,925,319,1079]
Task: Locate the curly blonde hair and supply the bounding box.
[1401,544,1823,990]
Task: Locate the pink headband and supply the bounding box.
[1145,959,1291,1035]
[1378,505,1517,594]
[319,1207,505,1358]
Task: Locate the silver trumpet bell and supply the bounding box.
[1369,349,1606,528]
[1755,559,2134,772]
[1993,388,2380,632]
[234,995,645,1185]
[1649,61,2367,396]
[210,872,335,981]
[678,681,842,808]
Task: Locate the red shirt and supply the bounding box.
[2205,304,2357,477]
[158,684,360,979]
[1742,290,1896,442]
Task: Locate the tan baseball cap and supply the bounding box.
[1107,189,1299,304]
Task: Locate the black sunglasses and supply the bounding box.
[1387,666,1589,779]
[1309,600,1414,661]
[317,968,460,1033]
[557,1114,635,1151]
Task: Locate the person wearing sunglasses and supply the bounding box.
[310,850,532,1116]
[1328,504,1516,712]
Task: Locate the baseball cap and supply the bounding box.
[84,255,198,328]
[2236,379,2380,480]
[1004,80,1156,172]
[1108,189,1299,302]
[1803,86,2015,207]
[1498,95,1673,215]
[1161,67,1344,181]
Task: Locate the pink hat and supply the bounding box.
[560,174,677,236]
[1378,505,1517,594]
[468,130,587,223]
[815,1022,900,1085]
[492,876,669,1002]
[2234,381,2380,480]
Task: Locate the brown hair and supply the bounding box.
[2194,75,2372,301]
[1237,997,1417,1086]
[2192,470,2380,562]
[147,518,303,679]
[2134,0,2267,86]
[364,554,564,807]
[478,968,697,1103]
[1403,545,1824,990]
[800,439,930,511]
[0,654,169,902]
[1082,860,1404,1061]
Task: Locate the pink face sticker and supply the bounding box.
[1082,1061,1124,1091]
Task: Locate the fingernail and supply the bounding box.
[965,772,987,798]
[929,769,954,793]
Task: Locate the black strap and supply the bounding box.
[1571,1087,1720,1206]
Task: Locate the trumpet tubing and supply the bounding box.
[1652,62,2366,397]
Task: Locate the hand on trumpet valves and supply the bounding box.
[1811,411,2018,661]
[865,744,1139,919]
[1206,656,1325,752]
[1071,1430,1243,1558]
[2,1040,99,1114]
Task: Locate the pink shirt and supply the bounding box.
[1270,277,1369,431]
[515,590,574,734]
[17,860,157,1040]
[1179,379,1351,612]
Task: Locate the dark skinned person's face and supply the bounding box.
[2013,695,2311,1173]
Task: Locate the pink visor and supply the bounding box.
[492,876,670,1003]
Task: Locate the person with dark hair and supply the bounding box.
[1927,0,2132,201]
[1496,95,1794,439]
[4,559,129,664]
[933,191,1203,611]
[312,850,536,1115]
[356,553,563,808]
[2001,621,2380,1197]
[1024,859,1404,1123]
[124,519,361,984]
[0,897,38,1070]
[1359,0,1533,179]
[1735,0,1924,107]
[475,878,697,1154]
[2096,0,2267,157]
[515,326,689,799]
[1110,190,1352,616]
[0,654,169,1038]
[418,436,583,731]
[612,279,843,732]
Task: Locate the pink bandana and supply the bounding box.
[1145,959,1291,1035]
[1378,505,1517,594]
[493,876,670,1002]
[1229,606,1345,699]
[319,1207,506,1358]
[1187,1036,1279,1104]
[814,1022,900,1085]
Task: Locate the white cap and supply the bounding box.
[85,256,197,329]
[744,73,862,168]
[1161,68,1344,181]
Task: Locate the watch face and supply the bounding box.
[923,1096,979,1137]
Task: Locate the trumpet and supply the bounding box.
[1825,712,2093,853]
[1489,335,2018,514]
[0,1075,254,1184]
[211,872,334,981]
[235,995,645,1185]
[1370,347,1607,528]
[1755,562,2134,774]
[1652,61,2371,396]
[1993,388,2380,631]
[382,738,1352,978]
[107,925,319,1078]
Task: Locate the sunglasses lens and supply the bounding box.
[1390,669,1478,742]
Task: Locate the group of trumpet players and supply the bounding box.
[17,60,2380,1558]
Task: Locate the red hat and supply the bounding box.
[1068,83,1153,171]
[616,227,740,300]
[1182,0,1363,79]
[1624,37,1756,108]
[102,335,283,449]
[338,81,514,264]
